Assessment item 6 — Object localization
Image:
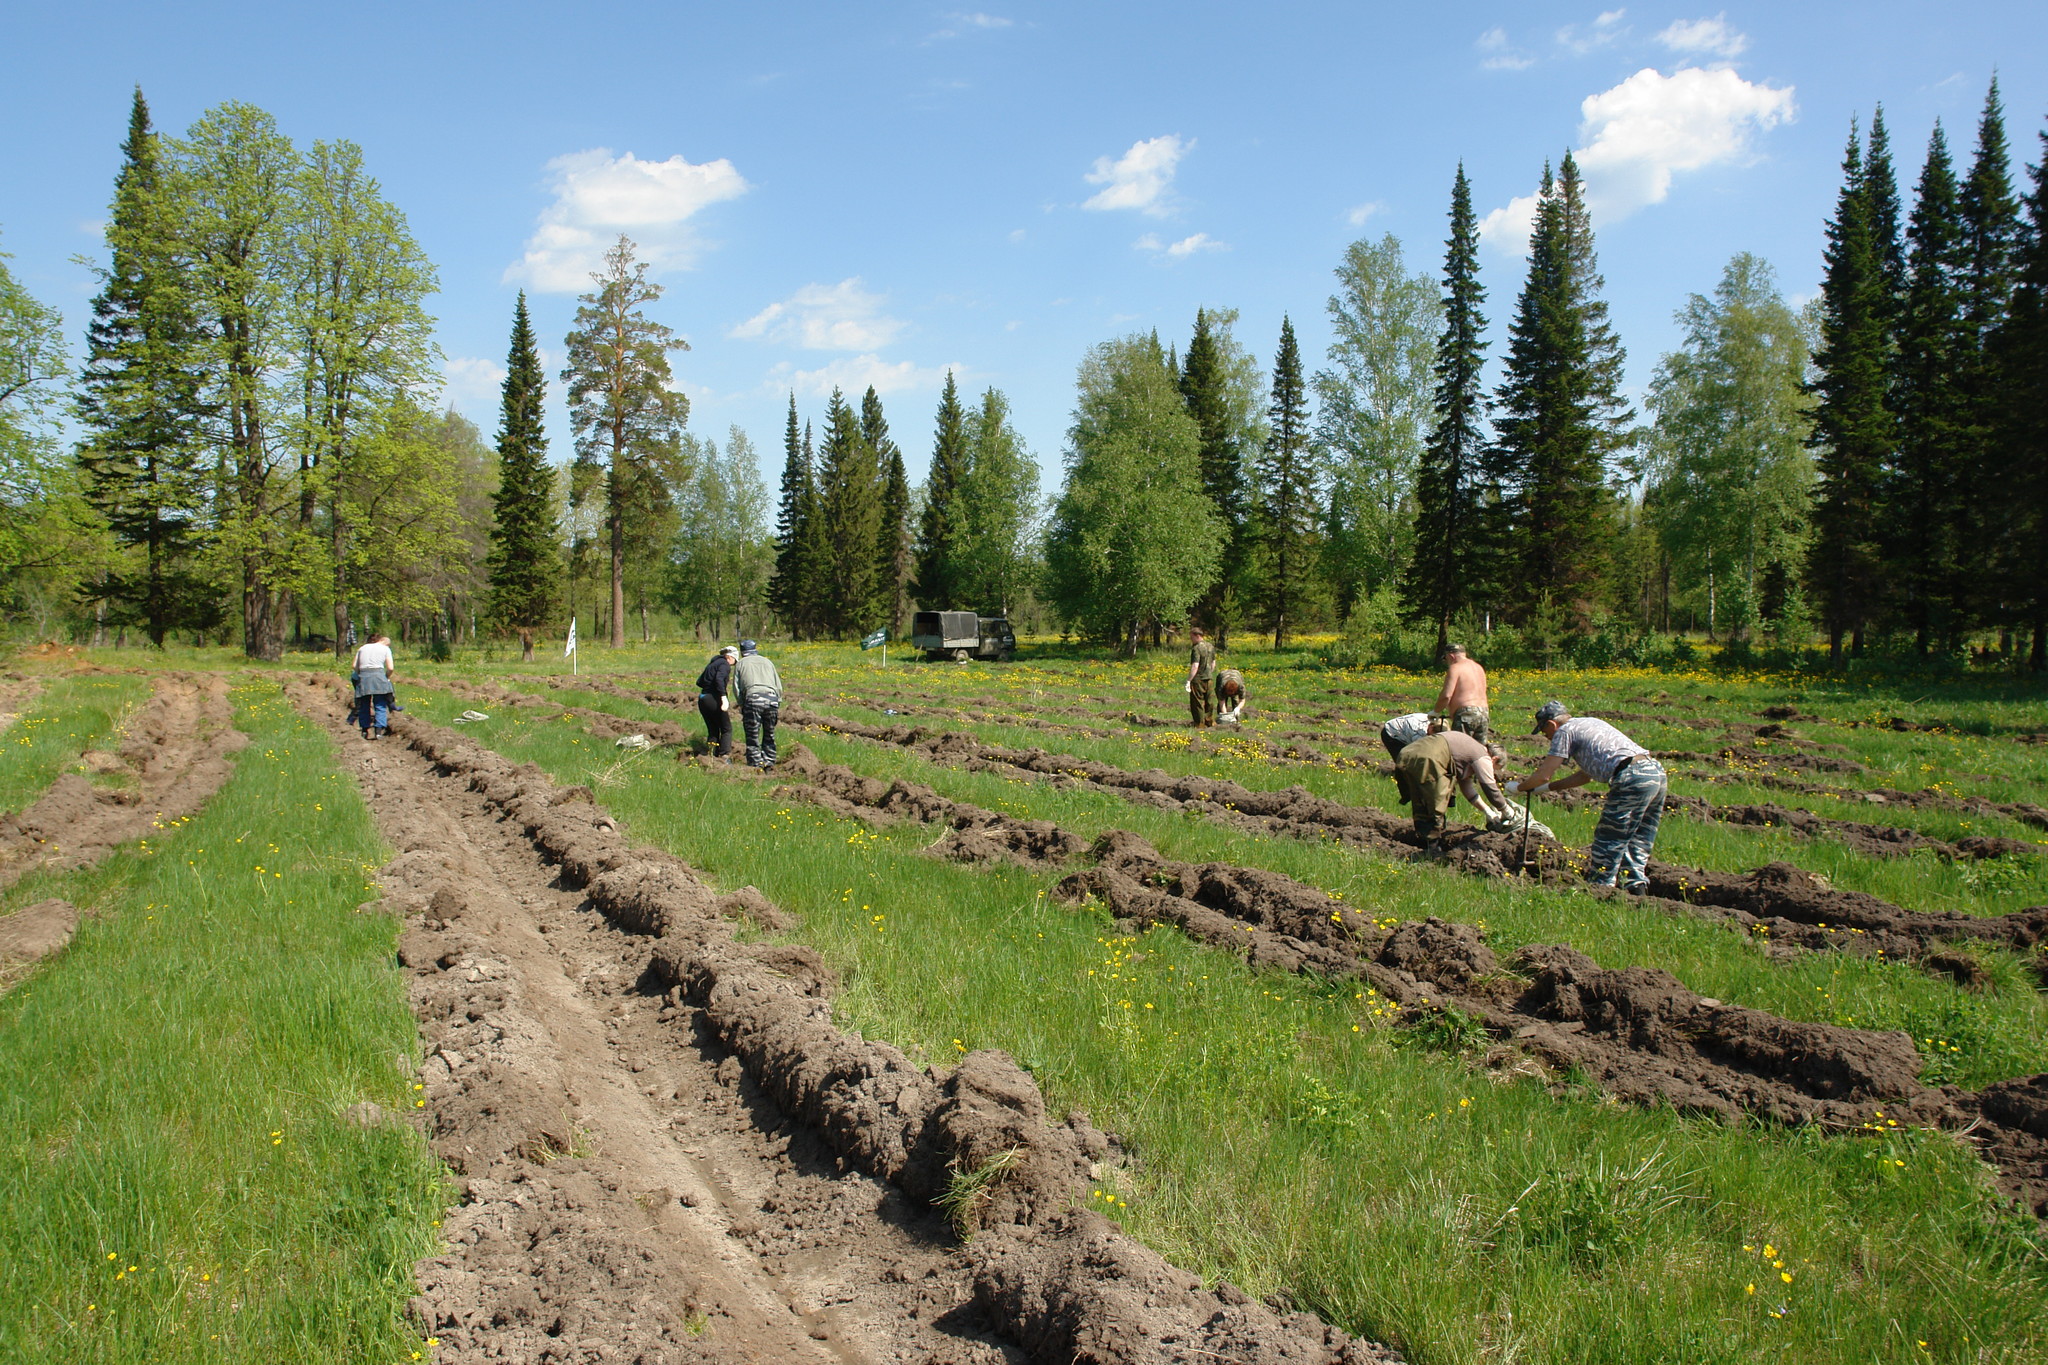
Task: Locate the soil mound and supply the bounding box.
[0,897,79,989]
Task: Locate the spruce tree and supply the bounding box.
[913,370,966,608]
[1806,122,1893,664]
[1490,154,1632,619]
[768,393,820,638]
[816,389,880,637]
[1403,164,1490,652]
[484,293,559,660]
[861,387,911,634]
[74,87,216,647]
[1889,124,1970,654]
[1257,317,1319,648]
[1180,309,1251,643]
[1956,79,2020,632]
[1999,116,2048,669]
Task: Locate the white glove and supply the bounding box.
[720,697,730,712]
[1184,680,1192,693]
[1505,779,1547,796]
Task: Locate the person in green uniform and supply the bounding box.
[1186,627,1217,728]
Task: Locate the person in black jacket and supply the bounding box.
[696,645,738,758]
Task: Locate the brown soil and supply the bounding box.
[0,672,246,891]
[0,897,79,991]
[0,672,46,738]
[286,674,1397,1364]
[1680,769,2048,833]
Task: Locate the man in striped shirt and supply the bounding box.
[1509,701,1668,892]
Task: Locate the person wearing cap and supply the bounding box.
[1185,628,1218,728]
[732,639,784,769]
[1428,642,1491,743]
[1395,729,1510,851]
[1511,701,1668,891]
[695,645,738,759]
[1216,668,1248,723]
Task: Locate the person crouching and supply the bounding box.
[1395,729,1509,854]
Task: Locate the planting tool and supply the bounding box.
[1517,786,1534,875]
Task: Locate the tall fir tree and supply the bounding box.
[1256,317,1319,648]
[1489,153,1633,620]
[484,293,559,660]
[1402,164,1490,652]
[1998,113,2048,669]
[861,386,911,634]
[768,393,822,638]
[912,370,966,608]
[1956,78,2020,631]
[1179,308,1252,644]
[816,389,880,637]
[74,86,217,647]
[1888,124,1971,654]
[1806,121,1893,663]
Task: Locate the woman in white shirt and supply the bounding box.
[351,633,396,739]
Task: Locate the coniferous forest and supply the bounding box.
[3,81,2045,671]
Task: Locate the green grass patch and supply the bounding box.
[0,675,151,816]
[0,680,446,1365]
[404,682,2048,1365]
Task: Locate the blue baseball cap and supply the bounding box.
[1531,700,1569,733]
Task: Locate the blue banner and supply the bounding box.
[860,629,887,650]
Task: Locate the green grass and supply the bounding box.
[402,682,2048,1365]
[0,675,151,815]
[0,680,446,1365]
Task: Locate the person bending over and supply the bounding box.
[733,640,784,769]
[1395,729,1508,853]
[695,645,737,758]
[1217,668,1247,723]
[1509,701,1668,892]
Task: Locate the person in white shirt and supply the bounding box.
[1508,700,1667,891]
[351,633,396,739]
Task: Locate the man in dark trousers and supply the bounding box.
[695,644,737,758]
[1186,627,1218,728]
[733,639,784,769]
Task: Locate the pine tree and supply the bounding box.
[483,294,558,660]
[1257,317,1319,648]
[74,87,217,647]
[1956,78,2020,633]
[861,387,910,634]
[816,389,880,637]
[1806,121,1893,664]
[1490,154,1633,619]
[1403,165,1490,652]
[560,235,691,648]
[912,370,966,608]
[768,394,821,638]
[1180,309,1251,643]
[1889,123,1970,654]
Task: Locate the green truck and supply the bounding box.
[909,610,1016,662]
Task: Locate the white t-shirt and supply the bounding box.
[353,641,394,673]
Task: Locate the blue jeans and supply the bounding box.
[355,694,390,732]
[1587,759,1667,887]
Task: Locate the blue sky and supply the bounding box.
[4,2,2044,489]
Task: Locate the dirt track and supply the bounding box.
[0,671,245,891]
[288,675,1400,1365]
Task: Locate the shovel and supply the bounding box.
[1517,786,1535,876]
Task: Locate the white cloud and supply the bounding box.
[1478,65,1795,252]
[729,278,905,351]
[1656,14,1748,58]
[1345,201,1387,227]
[1477,26,1535,70]
[1136,232,1227,259]
[507,148,748,292]
[1008,228,1028,243]
[928,11,1013,39]
[441,356,506,417]
[1556,9,1629,55]
[1082,135,1191,216]
[767,354,958,399]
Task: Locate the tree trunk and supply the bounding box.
[640,602,650,643]
[519,626,535,663]
[2031,616,2045,674]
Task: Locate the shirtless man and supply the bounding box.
[1430,643,1490,744]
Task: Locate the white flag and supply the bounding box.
[565,617,578,656]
